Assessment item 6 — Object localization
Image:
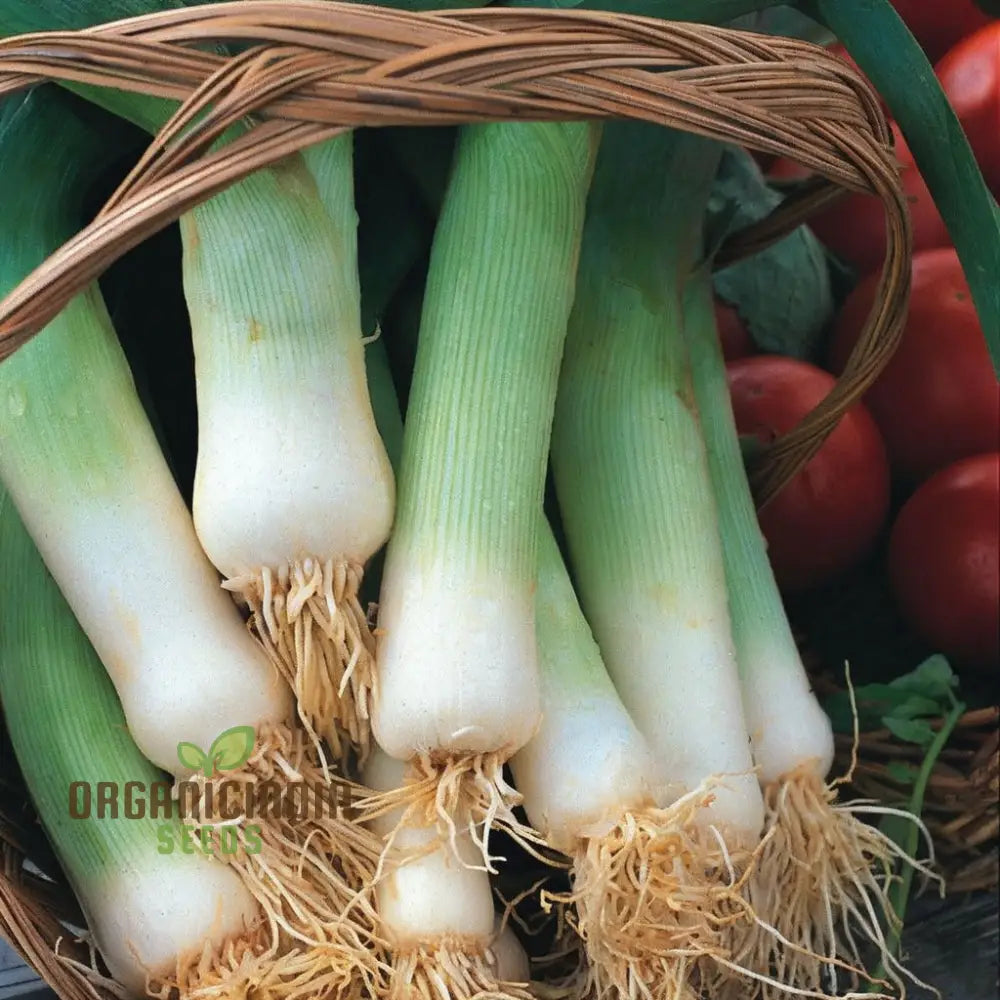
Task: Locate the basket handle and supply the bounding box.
[0,1,912,503]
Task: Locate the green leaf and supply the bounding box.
[883,716,935,747]
[888,694,947,720]
[885,760,919,785]
[851,681,904,704]
[822,680,918,733]
[209,725,256,775]
[709,148,833,361]
[821,689,882,734]
[176,741,208,774]
[889,654,956,705]
[822,655,960,737]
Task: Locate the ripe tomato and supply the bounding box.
[713,298,755,361]
[828,247,1000,481]
[765,124,947,276]
[726,356,890,592]
[890,0,992,63]
[888,453,1000,673]
[936,23,1000,196]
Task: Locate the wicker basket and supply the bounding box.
[0,2,980,997]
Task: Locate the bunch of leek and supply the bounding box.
[0,6,950,998]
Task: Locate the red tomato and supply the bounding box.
[890,0,992,63]
[726,356,890,592]
[765,124,948,275]
[713,298,755,361]
[888,453,1000,673]
[766,157,811,183]
[828,247,1000,481]
[936,23,1000,196]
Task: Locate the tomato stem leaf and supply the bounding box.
[867,692,966,990]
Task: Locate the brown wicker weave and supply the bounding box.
[0,3,923,996]
[834,706,1000,895]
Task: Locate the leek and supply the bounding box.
[356,230,535,1000]
[682,270,929,997]
[551,122,763,844]
[0,484,267,997]
[371,121,596,844]
[188,131,394,761]
[0,88,287,781]
[0,87,383,993]
[549,123,766,990]
[512,521,755,999]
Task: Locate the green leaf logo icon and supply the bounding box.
[209,726,256,774]
[177,741,209,774]
[176,726,255,777]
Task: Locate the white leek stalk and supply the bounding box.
[682,273,927,998]
[488,919,532,985]
[512,522,755,998]
[550,123,764,846]
[372,121,595,841]
[363,748,532,1000]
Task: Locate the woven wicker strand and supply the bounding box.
[0,4,915,997]
[834,706,1000,895]
[0,1,912,506]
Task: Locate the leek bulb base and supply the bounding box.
[363,749,531,1000]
